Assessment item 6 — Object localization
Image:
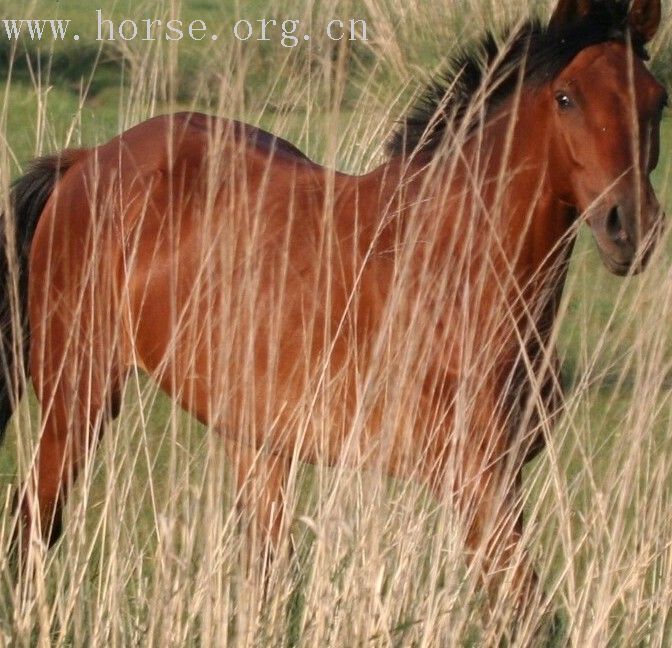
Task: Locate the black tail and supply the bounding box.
[0,151,84,441]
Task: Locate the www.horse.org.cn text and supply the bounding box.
[0,12,369,48]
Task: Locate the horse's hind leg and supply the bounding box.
[0,300,30,442]
[16,318,126,554]
[19,379,124,552]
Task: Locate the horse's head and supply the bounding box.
[547,0,666,275]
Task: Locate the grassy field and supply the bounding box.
[1,0,672,646]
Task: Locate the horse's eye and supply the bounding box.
[555,92,572,110]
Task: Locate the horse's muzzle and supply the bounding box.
[591,202,665,276]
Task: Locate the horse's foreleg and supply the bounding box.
[224,440,291,572]
[460,465,537,609]
[518,348,564,464]
[426,429,538,622]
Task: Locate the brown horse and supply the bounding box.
[1,0,666,613]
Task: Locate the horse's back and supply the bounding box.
[32,111,328,280]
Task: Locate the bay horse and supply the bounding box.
[0,0,666,614]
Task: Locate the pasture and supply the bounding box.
[1,0,672,645]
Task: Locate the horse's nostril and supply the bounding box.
[606,205,627,244]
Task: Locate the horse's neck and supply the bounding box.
[477,106,577,352]
[491,125,577,341]
[374,102,577,346]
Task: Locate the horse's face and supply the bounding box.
[549,42,666,275]
[547,0,666,276]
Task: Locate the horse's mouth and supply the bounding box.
[606,260,634,276]
[589,206,664,278]
[597,248,648,277]
[593,226,661,277]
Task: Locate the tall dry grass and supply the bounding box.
[0,0,671,646]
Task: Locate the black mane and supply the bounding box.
[387,2,649,157]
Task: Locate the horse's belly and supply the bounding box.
[127,241,360,463]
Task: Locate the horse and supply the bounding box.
[0,0,666,617]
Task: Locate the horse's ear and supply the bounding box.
[549,0,593,31]
[628,0,661,43]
